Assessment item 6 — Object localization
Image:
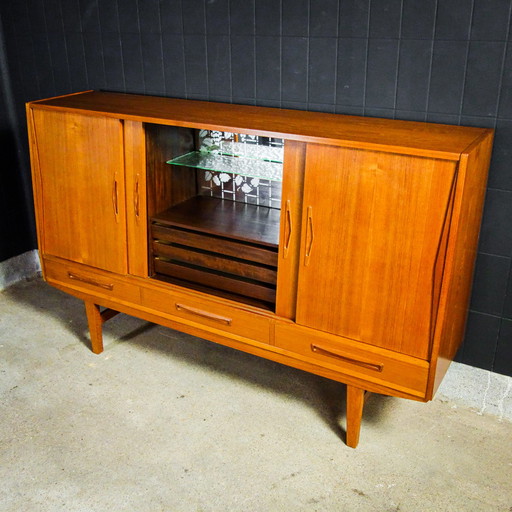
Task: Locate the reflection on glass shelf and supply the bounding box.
[167,151,283,181]
[215,142,283,163]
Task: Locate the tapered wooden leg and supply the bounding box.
[346,385,365,448]
[85,301,104,354]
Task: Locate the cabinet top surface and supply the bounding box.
[28,91,492,159]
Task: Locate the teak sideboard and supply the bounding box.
[26,91,494,448]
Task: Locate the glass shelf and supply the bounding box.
[167,151,283,182]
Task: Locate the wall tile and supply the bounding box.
[498,43,512,119]
[120,32,145,93]
[470,0,511,41]
[282,100,308,110]
[183,35,208,95]
[426,113,460,124]
[395,110,426,122]
[363,107,395,119]
[462,311,501,371]
[401,0,436,39]
[48,31,71,95]
[462,42,505,118]
[159,0,183,34]
[310,0,339,37]
[182,0,205,34]
[493,319,512,375]
[83,31,106,89]
[339,0,369,38]
[470,253,510,316]
[231,35,255,99]
[479,189,512,257]
[504,269,512,319]
[335,105,364,116]
[44,0,65,33]
[365,39,399,109]
[434,0,472,40]
[97,0,120,32]
[61,0,83,33]
[255,36,280,101]
[162,33,186,97]
[207,36,232,98]
[32,33,55,96]
[369,0,402,39]
[336,38,367,108]
[282,0,309,37]
[138,0,162,34]
[396,39,431,111]
[230,1,255,36]
[206,0,230,35]
[308,37,337,104]
[65,32,88,92]
[428,40,467,114]
[79,0,101,32]
[118,0,140,33]
[488,120,512,191]
[102,32,125,92]
[281,37,308,102]
[141,32,165,94]
[256,0,281,36]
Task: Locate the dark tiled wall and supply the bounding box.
[1,0,511,376]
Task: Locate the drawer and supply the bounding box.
[44,258,140,304]
[141,286,271,344]
[275,323,428,398]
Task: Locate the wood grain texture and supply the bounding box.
[124,120,148,277]
[427,131,494,399]
[29,91,487,159]
[31,108,127,274]
[346,386,365,448]
[296,145,457,359]
[275,141,306,319]
[152,196,280,248]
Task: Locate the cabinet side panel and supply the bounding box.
[275,141,306,320]
[428,132,494,399]
[31,109,128,274]
[125,121,148,277]
[26,105,46,273]
[296,145,457,359]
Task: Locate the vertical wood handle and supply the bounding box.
[112,175,119,221]
[134,174,140,218]
[283,199,292,258]
[304,206,314,266]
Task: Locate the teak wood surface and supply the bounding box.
[26,91,494,448]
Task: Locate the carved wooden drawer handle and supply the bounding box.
[311,344,384,372]
[175,303,232,325]
[67,272,114,291]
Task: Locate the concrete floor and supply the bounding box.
[1,279,511,512]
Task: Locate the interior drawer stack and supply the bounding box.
[150,196,280,307]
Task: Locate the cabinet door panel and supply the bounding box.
[33,110,127,274]
[296,145,457,359]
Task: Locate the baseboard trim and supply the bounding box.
[436,361,512,422]
[0,250,41,291]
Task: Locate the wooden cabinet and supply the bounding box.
[26,91,494,448]
[30,109,127,274]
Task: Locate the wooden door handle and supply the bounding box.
[134,174,140,218]
[283,199,292,258]
[311,344,384,372]
[175,303,232,325]
[112,175,119,220]
[304,206,314,266]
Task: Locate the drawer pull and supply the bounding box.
[67,272,114,291]
[311,344,384,372]
[175,303,232,325]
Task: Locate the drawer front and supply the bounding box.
[141,286,271,344]
[275,323,428,398]
[44,258,140,304]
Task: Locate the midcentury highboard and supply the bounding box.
[26,91,493,447]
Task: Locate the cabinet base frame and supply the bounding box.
[84,299,367,448]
